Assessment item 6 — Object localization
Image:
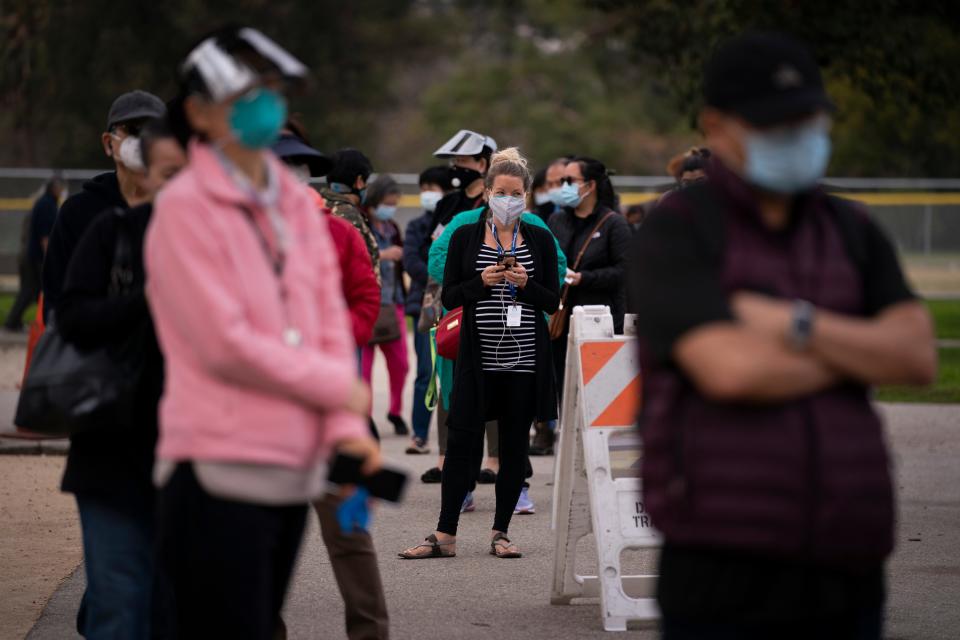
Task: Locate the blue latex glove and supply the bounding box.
[336,487,371,534]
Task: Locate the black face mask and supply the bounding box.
[449,165,483,190]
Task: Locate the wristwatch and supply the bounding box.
[789,299,815,350]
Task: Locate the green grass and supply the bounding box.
[0,291,37,328]
[876,299,960,403]
[928,299,960,340]
[877,347,960,404]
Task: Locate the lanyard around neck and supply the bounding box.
[237,204,302,347]
[490,219,520,256]
[490,219,520,299]
[239,205,286,278]
[215,147,290,274]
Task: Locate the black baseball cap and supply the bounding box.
[703,32,835,127]
[106,90,166,130]
[271,133,333,177]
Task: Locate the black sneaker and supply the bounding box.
[421,467,442,483]
[477,468,498,484]
[387,413,409,436]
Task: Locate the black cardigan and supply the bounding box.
[441,215,561,429]
[56,204,162,498]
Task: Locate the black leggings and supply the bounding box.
[437,371,536,536]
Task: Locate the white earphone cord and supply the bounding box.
[496,280,521,370]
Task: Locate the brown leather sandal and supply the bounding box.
[398,534,457,559]
[490,532,522,558]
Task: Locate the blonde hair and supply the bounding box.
[484,146,532,191]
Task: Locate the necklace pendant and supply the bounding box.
[283,327,303,348]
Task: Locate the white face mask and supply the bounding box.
[420,190,443,213]
[288,163,311,185]
[114,135,144,172]
[488,195,525,227]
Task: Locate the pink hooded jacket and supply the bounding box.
[145,141,367,469]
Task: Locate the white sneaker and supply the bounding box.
[513,487,535,515]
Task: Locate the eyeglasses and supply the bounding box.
[559,177,583,186]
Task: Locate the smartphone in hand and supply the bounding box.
[328,453,408,503]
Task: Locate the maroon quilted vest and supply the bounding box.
[640,179,894,566]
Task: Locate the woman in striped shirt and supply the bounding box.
[400,148,560,560]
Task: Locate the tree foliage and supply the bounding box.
[1,0,958,176]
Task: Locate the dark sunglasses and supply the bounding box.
[559,177,583,186]
[112,121,144,137]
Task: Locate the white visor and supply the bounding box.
[433,129,498,158]
[181,28,307,102]
[238,28,308,80]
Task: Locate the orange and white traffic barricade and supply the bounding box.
[550,305,660,632]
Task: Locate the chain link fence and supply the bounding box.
[2,170,959,293]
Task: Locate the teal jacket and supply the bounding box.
[428,207,568,408]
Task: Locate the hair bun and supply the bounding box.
[490,147,527,171]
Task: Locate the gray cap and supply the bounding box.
[433,129,497,158]
[106,90,166,130]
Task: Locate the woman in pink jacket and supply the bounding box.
[145,28,378,639]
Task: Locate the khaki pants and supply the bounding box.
[314,495,389,640]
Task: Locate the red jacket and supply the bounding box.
[311,189,381,346]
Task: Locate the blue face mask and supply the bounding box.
[420,190,443,213]
[743,121,831,194]
[547,187,564,206]
[374,204,397,221]
[555,182,583,208]
[230,88,287,149]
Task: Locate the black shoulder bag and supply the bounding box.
[15,209,146,436]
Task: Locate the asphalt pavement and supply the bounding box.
[17,385,960,639]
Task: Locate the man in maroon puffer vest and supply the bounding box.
[628,32,937,640]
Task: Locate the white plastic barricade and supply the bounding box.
[551,306,660,632]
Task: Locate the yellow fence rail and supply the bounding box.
[4,192,960,213]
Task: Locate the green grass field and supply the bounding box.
[876,298,960,403]
[877,347,960,403]
[927,299,960,340]
[0,291,36,329]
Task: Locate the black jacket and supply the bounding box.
[57,204,162,498]
[430,189,485,231]
[547,204,632,333]
[27,192,59,264]
[43,172,127,321]
[402,211,433,317]
[441,215,560,429]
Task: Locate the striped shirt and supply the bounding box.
[475,244,536,373]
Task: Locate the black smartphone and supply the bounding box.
[327,453,408,503]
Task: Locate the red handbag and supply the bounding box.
[435,306,463,360]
